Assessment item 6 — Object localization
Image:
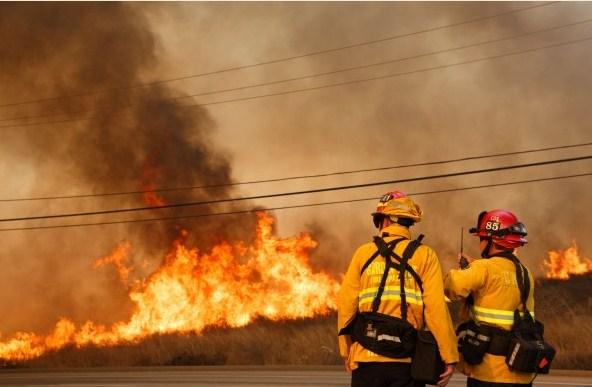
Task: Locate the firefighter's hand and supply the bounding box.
[437,364,455,387]
[458,252,474,269]
[344,359,352,374]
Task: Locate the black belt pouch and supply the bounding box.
[351,312,417,358]
[411,330,445,385]
[457,320,491,365]
[506,336,556,373]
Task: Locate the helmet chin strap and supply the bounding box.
[481,238,494,258]
[481,239,514,258]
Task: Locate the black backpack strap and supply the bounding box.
[388,258,423,293]
[397,235,424,321]
[497,251,531,314]
[400,235,424,292]
[370,237,405,313]
[372,235,424,321]
[373,236,423,289]
[360,237,405,275]
[518,263,530,311]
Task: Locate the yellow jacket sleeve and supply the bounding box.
[420,246,460,364]
[444,261,488,301]
[337,246,363,358]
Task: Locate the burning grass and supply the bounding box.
[0,212,339,363]
[6,315,342,368]
[3,276,591,369]
[1,217,590,370]
[543,241,592,279]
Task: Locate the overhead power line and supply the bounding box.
[5,37,592,132]
[179,17,592,101]
[0,171,589,232]
[0,117,88,129]
[2,13,589,128]
[198,34,592,107]
[0,155,590,223]
[0,3,572,125]
[0,109,86,123]
[4,29,592,130]
[1,141,591,203]
[0,2,555,111]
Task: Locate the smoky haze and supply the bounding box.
[144,2,592,276]
[0,3,258,335]
[0,2,591,337]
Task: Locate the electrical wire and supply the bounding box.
[3,28,591,129]
[0,117,88,129]
[0,141,590,203]
[0,171,588,232]
[198,35,592,107]
[0,155,590,223]
[178,17,592,101]
[0,2,556,111]
[2,9,585,124]
[0,109,86,123]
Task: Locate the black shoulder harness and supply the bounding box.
[361,234,425,322]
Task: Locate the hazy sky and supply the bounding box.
[142,1,592,266]
[0,2,591,335]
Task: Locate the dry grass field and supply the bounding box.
[534,275,592,369]
[10,316,342,368]
[4,275,591,370]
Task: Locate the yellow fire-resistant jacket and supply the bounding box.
[444,254,535,384]
[337,224,459,370]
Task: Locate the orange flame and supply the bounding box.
[140,161,166,206]
[93,242,133,285]
[0,212,339,361]
[142,182,166,206]
[543,240,592,280]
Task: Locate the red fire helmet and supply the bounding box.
[469,209,528,249]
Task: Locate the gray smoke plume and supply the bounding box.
[0,3,258,335]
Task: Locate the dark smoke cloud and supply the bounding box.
[0,3,257,335]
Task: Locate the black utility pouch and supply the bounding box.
[531,320,555,374]
[411,330,445,385]
[351,312,417,358]
[505,311,556,373]
[506,336,555,373]
[536,341,556,374]
[497,252,557,375]
[458,320,491,365]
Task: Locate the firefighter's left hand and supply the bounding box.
[344,359,352,374]
[437,364,455,387]
[458,252,474,269]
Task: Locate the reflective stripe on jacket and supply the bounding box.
[337,224,459,370]
[444,255,535,384]
[359,286,424,308]
[471,305,534,327]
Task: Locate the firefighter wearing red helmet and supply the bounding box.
[444,209,536,386]
[338,191,458,387]
[471,210,528,254]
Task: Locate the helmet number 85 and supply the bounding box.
[485,221,499,231]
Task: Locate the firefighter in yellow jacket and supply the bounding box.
[338,191,458,387]
[444,209,535,387]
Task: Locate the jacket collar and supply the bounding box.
[379,224,411,239]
